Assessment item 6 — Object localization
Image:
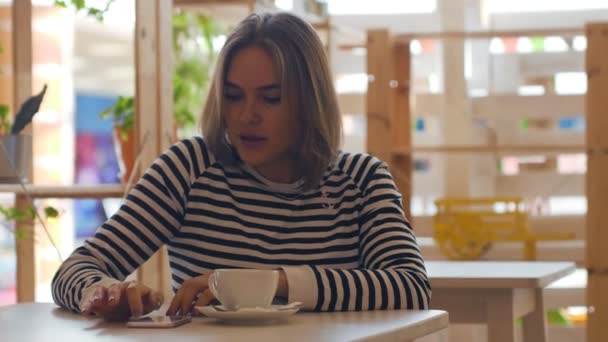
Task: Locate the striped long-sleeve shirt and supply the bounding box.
[52,136,431,312]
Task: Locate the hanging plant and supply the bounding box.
[99,12,223,140]
[0,205,60,239]
[53,0,115,22]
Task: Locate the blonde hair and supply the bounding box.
[201,12,343,190]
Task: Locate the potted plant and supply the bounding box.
[52,2,221,183]
[98,96,135,184]
[0,84,62,260]
[0,85,47,184]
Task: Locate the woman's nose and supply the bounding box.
[239,98,260,124]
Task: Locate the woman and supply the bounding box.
[52,12,430,321]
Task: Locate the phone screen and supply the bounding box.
[127,315,191,328]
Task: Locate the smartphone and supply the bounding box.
[126,315,192,328]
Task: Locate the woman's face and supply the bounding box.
[224,46,299,182]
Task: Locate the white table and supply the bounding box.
[0,303,448,342]
[426,261,576,342]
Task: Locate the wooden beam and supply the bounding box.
[396,27,584,40]
[393,144,586,155]
[339,93,586,120]
[15,194,35,303]
[134,0,174,297]
[173,0,253,7]
[339,27,585,50]
[388,40,412,219]
[12,1,32,113]
[12,0,34,304]
[496,173,584,198]
[0,185,125,198]
[366,30,392,163]
[588,272,608,342]
[471,95,584,120]
[158,0,174,150]
[585,21,608,342]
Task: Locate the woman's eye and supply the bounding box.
[224,94,241,102]
[264,96,281,104]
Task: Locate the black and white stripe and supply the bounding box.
[52,136,430,312]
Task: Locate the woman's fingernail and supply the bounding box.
[108,296,115,304]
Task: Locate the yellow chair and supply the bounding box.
[433,197,575,260]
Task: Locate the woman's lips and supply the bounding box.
[239,134,267,148]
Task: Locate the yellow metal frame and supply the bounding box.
[433,197,575,260]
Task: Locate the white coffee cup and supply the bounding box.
[208,269,279,310]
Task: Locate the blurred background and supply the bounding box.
[0,1,604,340]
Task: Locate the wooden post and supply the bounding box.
[585,21,608,342]
[389,40,412,219]
[134,0,174,298]
[366,30,392,163]
[12,0,35,303]
[439,0,471,198]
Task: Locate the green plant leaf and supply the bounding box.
[88,8,102,20]
[44,206,60,218]
[548,310,570,325]
[0,104,9,119]
[99,95,134,140]
[97,12,222,140]
[0,205,9,220]
[73,0,86,10]
[26,207,36,220]
[53,0,113,22]
[7,207,25,220]
[15,229,25,240]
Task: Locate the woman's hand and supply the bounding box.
[166,273,216,316]
[81,281,163,321]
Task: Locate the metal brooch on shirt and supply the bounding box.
[321,191,335,209]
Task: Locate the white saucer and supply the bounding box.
[196,304,300,324]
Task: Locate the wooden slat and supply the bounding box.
[393,144,585,155]
[388,40,412,219]
[12,0,34,304]
[0,184,125,198]
[157,0,174,151]
[0,10,13,111]
[134,0,173,295]
[339,93,586,120]
[157,0,174,300]
[585,23,608,150]
[15,194,35,303]
[339,27,585,50]
[585,22,608,342]
[366,30,392,163]
[586,153,608,271]
[587,273,608,342]
[12,0,31,113]
[472,94,584,120]
[396,27,584,40]
[173,0,253,6]
[496,173,583,198]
